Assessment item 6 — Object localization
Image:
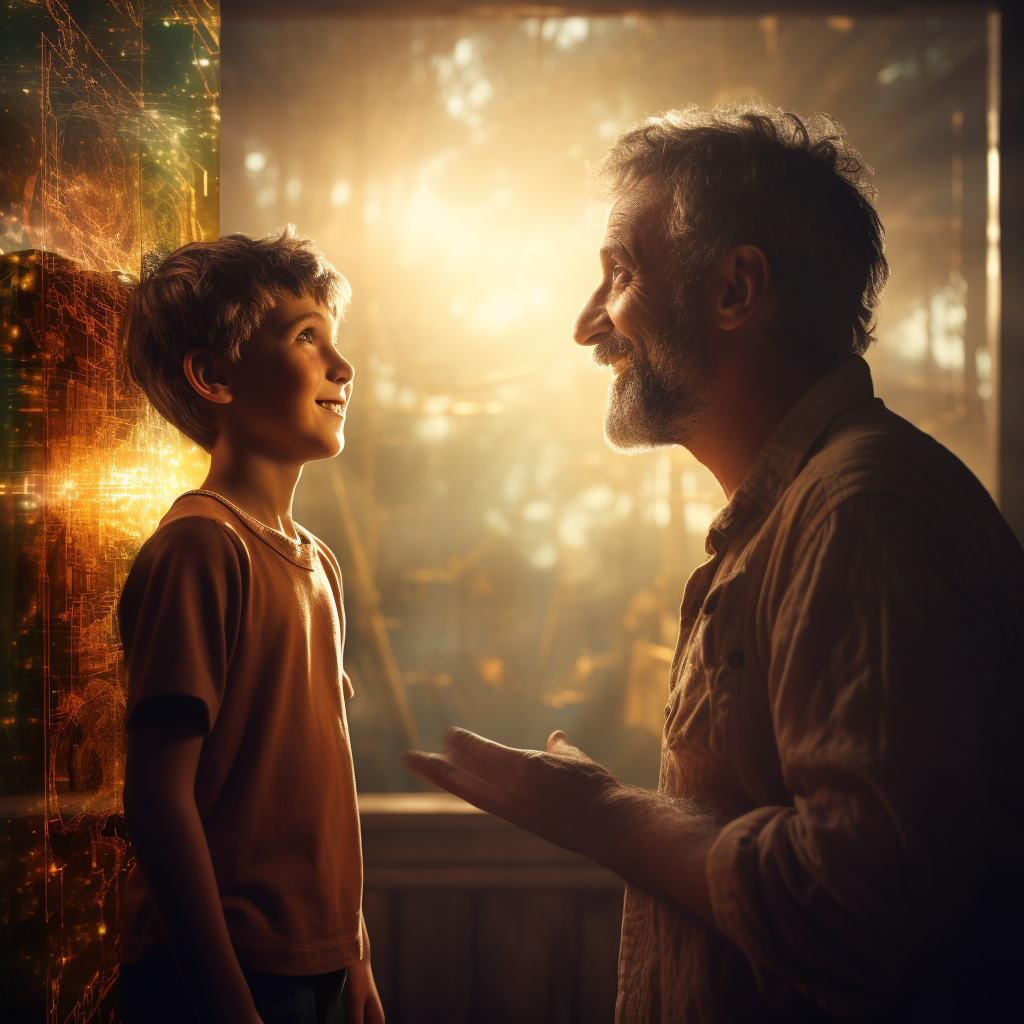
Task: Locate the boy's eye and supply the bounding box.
[297,328,315,343]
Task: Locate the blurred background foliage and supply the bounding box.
[220,11,991,790]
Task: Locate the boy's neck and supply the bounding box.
[200,447,303,541]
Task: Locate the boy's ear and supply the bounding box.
[183,349,233,405]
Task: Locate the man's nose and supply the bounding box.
[573,291,612,347]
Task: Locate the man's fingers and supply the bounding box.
[402,748,610,857]
[402,750,454,785]
[404,749,575,844]
[441,728,527,786]
[403,751,543,825]
[448,726,584,770]
[445,728,586,797]
[446,727,527,769]
[403,750,518,809]
[407,727,600,806]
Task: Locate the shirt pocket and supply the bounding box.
[667,568,748,758]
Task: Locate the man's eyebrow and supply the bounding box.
[600,239,633,264]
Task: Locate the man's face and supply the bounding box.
[573,178,709,452]
[222,291,354,464]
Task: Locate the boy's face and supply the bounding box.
[220,291,354,464]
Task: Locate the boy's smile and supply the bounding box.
[315,399,346,417]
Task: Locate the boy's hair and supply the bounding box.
[125,226,351,450]
[591,101,888,371]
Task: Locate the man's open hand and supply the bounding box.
[404,727,722,927]
[403,728,622,861]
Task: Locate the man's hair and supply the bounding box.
[124,226,350,450]
[591,102,888,371]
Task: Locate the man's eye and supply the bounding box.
[611,264,629,280]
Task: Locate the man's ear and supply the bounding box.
[714,245,774,332]
[183,349,233,405]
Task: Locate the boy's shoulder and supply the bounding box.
[156,492,257,553]
[132,493,250,576]
[119,497,252,649]
[160,490,245,532]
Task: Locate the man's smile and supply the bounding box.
[610,353,632,377]
[592,334,635,374]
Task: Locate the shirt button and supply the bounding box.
[690,599,703,617]
[664,702,672,717]
[704,593,720,614]
[728,649,745,670]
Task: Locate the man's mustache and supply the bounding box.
[592,333,634,367]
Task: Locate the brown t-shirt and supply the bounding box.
[118,490,363,975]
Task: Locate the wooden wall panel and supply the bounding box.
[396,891,476,1023]
[475,890,579,1024]
[577,891,623,1023]
[360,794,623,1024]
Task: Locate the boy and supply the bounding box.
[117,228,384,1024]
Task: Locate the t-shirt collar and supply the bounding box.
[178,490,317,570]
[709,355,876,540]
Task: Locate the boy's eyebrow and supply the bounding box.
[284,310,329,331]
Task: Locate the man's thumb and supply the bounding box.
[547,730,570,753]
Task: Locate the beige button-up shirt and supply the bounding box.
[617,357,1024,1022]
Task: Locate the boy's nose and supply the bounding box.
[330,352,355,384]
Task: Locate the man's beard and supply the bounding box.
[596,292,709,454]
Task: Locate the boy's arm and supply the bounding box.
[343,912,385,1024]
[124,705,262,1024]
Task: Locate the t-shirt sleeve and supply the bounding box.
[705,492,1004,1018]
[119,517,247,733]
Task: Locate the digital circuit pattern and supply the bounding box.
[1,3,218,1021]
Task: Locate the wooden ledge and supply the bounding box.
[359,792,486,816]
[358,792,623,890]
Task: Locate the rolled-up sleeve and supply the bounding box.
[706,492,1001,1019]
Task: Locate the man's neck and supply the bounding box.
[200,446,303,541]
[684,347,821,499]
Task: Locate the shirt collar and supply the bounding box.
[710,355,876,540]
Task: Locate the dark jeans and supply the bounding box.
[119,939,347,1024]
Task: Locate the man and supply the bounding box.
[406,104,1024,1022]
